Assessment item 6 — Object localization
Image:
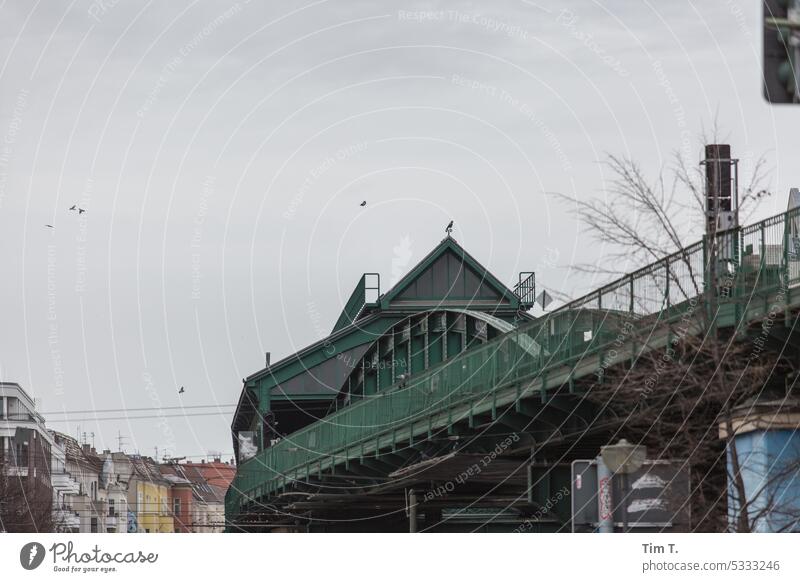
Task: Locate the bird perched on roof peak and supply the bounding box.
[445,220,454,236]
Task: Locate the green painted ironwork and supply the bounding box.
[516,272,536,307]
[332,273,380,333]
[227,207,800,521]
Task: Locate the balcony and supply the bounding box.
[6,465,28,477]
[0,413,37,421]
[52,472,81,496]
[55,510,80,531]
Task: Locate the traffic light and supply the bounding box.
[763,0,800,103]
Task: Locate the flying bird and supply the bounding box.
[360,201,367,207]
[78,207,86,214]
[44,224,54,229]
[69,204,77,211]
[178,386,185,394]
[445,220,454,235]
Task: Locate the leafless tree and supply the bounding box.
[0,458,55,533]
[557,140,799,532]
[559,150,769,278]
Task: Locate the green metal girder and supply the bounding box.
[228,206,800,526]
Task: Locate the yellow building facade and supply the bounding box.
[134,481,174,533]
[127,456,175,533]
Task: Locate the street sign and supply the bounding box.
[571,459,691,532]
[571,460,599,530]
[237,431,258,462]
[535,290,553,310]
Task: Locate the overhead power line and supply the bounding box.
[44,411,235,423]
[42,403,237,415]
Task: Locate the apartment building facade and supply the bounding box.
[0,382,54,532]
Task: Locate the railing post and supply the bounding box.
[784,211,790,284]
[785,210,793,320]
[761,222,767,291]
[702,233,707,289]
[629,275,635,315]
[702,233,713,324]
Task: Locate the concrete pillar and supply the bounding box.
[408,489,418,533]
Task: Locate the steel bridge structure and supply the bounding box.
[226,207,800,532]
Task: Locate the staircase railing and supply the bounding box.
[331,273,381,333]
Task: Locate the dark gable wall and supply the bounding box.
[271,343,371,398]
[395,250,504,302]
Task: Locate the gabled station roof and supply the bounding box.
[249,236,526,385]
[233,235,531,434]
[376,235,522,311]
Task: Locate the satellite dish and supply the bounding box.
[536,290,553,310]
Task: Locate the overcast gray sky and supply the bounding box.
[0,0,797,460]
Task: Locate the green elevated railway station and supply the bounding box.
[227,204,800,532]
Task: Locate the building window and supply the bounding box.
[108,499,115,517]
[14,438,29,467]
[90,518,98,533]
[173,498,181,516]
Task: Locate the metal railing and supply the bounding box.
[228,207,800,516]
[516,272,536,305]
[331,273,381,333]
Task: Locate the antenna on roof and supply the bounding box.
[117,431,127,453]
[81,431,94,447]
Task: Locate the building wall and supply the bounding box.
[731,428,800,532]
[158,484,174,532]
[204,502,225,533]
[105,488,128,533]
[136,481,159,533]
[192,501,222,533]
[0,384,54,532]
[134,481,174,533]
[171,486,193,533]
